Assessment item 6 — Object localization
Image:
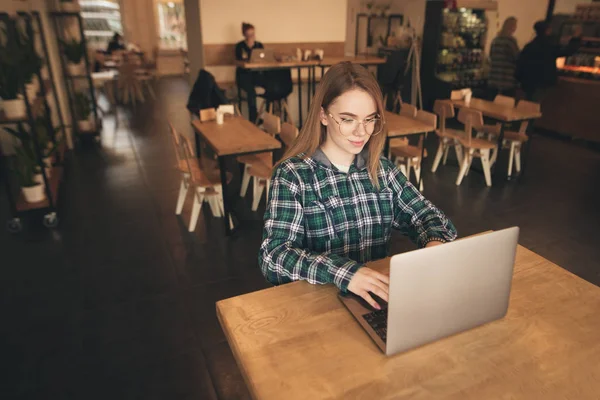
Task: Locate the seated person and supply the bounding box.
[259,63,457,309]
[235,22,264,122]
[106,32,126,54]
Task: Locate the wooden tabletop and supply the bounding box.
[320,56,387,66]
[217,245,600,400]
[235,60,320,70]
[385,111,435,138]
[451,98,542,122]
[192,116,281,157]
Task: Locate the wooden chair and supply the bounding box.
[455,108,496,187]
[431,100,463,173]
[238,112,280,199]
[168,123,231,231]
[391,109,436,191]
[256,95,294,126]
[502,100,540,176]
[248,121,298,211]
[117,62,144,105]
[479,95,516,140]
[387,103,416,159]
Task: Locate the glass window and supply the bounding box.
[157,0,187,50]
[80,0,123,49]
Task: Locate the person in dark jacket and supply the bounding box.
[186,69,228,117]
[516,20,582,101]
[106,33,126,54]
[235,22,264,122]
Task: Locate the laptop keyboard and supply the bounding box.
[362,308,388,342]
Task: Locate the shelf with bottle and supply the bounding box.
[436,48,484,73]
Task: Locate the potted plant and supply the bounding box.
[74,91,93,132]
[0,18,26,119]
[21,19,43,102]
[5,125,46,203]
[60,38,86,76]
[34,117,63,176]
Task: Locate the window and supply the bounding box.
[80,0,123,49]
[157,0,187,49]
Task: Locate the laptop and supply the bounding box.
[250,48,276,63]
[339,227,519,356]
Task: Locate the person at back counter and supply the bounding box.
[235,22,264,122]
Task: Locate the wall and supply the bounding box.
[118,0,158,55]
[554,0,591,14]
[200,0,347,44]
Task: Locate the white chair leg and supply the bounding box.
[406,158,412,180]
[252,177,264,211]
[442,146,450,165]
[456,150,472,186]
[507,142,516,177]
[454,143,463,164]
[240,165,251,197]
[481,149,492,187]
[398,163,407,177]
[265,179,270,202]
[175,178,188,215]
[465,151,474,176]
[431,142,444,173]
[189,189,205,232]
[490,143,499,166]
[515,145,522,173]
[208,196,221,217]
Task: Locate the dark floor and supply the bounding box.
[1,76,599,399]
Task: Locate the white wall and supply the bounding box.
[200,0,347,44]
[554,0,591,14]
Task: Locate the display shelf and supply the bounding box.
[0,97,44,124]
[16,167,63,212]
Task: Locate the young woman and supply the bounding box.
[235,22,264,122]
[488,17,519,98]
[259,62,457,309]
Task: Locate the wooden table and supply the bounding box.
[217,245,600,400]
[384,111,436,188]
[236,56,386,125]
[191,116,281,235]
[451,98,542,179]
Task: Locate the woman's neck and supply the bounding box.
[320,140,354,167]
[245,39,255,48]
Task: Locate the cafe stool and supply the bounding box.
[238,112,281,199]
[391,110,436,192]
[247,121,299,211]
[454,108,496,187]
[256,97,294,126]
[431,100,464,173]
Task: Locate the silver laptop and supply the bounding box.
[339,227,519,356]
[250,48,276,63]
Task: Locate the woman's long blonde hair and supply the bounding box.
[499,17,517,37]
[278,62,387,187]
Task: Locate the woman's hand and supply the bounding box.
[347,267,389,309]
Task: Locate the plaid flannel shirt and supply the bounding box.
[259,148,457,292]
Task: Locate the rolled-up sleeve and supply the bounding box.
[387,162,457,247]
[258,165,361,291]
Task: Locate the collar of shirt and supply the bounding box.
[310,147,369,173]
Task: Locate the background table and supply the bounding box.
[191,116,281,235]
[451,99,542,179]
[217,244,600,399]
[384,111,436,188]
[236,56,386,125]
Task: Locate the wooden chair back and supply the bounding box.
[494,95,515,108]
[457,108,484,146]
[515,100,541,134]
[451,90,466,100]
[433,100,455,132]
[262,112,281,136]
[199,108,216,122]
[280,122,299,148]
[168,122,184,163]
[399,103,417,118]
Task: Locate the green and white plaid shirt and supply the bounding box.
[259,148,457,292]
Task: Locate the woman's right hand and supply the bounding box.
[347,267,389,309]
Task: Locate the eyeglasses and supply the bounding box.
[327,112,384,137]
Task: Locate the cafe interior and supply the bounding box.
[1,0,599,398]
